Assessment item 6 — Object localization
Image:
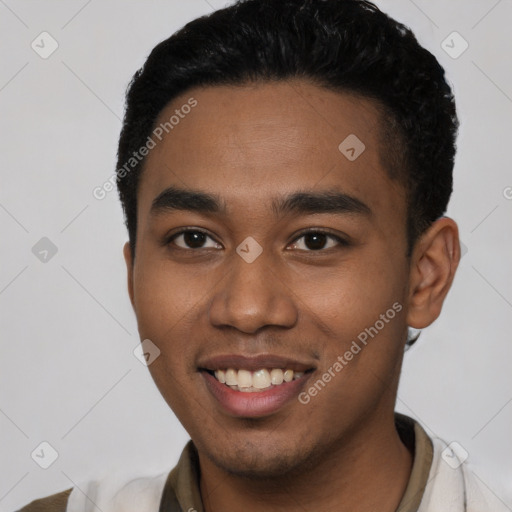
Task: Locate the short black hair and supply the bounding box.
[116,0,458,262]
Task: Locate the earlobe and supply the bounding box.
[123,241,135,309]
[406,217,460,329]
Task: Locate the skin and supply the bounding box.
[123,80,460,511]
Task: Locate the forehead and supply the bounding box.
[137,80,404,222]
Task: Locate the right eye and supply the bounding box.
[165,229,222,250]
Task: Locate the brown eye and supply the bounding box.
[167,230,221,250]
[289,230,349,251]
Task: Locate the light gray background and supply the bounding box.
[1,0,511,510]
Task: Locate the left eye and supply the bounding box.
[288,231,347,251]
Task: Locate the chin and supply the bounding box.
[202,435,321,480]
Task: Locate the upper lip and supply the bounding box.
[198,354,316,373]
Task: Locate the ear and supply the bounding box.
[123,241,135,310]
[406,217,460,329]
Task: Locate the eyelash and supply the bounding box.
[164,227,350,252]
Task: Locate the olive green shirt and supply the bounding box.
[16,413,433,512]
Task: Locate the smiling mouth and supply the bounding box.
[203,368,312,392]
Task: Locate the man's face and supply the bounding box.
[126,80,411,477]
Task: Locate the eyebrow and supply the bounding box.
[150,185,372,219]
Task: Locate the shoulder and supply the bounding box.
[461,464,511,512]
[15,468,171,512]
[419,437,511,512]
[15,488,72,512]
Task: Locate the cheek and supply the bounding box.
[298,251,406,326]
[131,262,212,400]
[350,244,408,320]
[132,257,206,336]
[296,250,408,388]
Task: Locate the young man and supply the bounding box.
[16,0,507,511]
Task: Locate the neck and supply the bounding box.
[199,412,414,512]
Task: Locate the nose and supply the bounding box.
[208,250,298,334]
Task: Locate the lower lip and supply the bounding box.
[201,371,311,418]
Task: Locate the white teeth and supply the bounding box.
[225,368,238,386]
[238,369,252,388]
[212,367,305,391]
[283,369,294,382]
[270,368,284,385]
[215,369,226,384]
[253,369,271,389]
